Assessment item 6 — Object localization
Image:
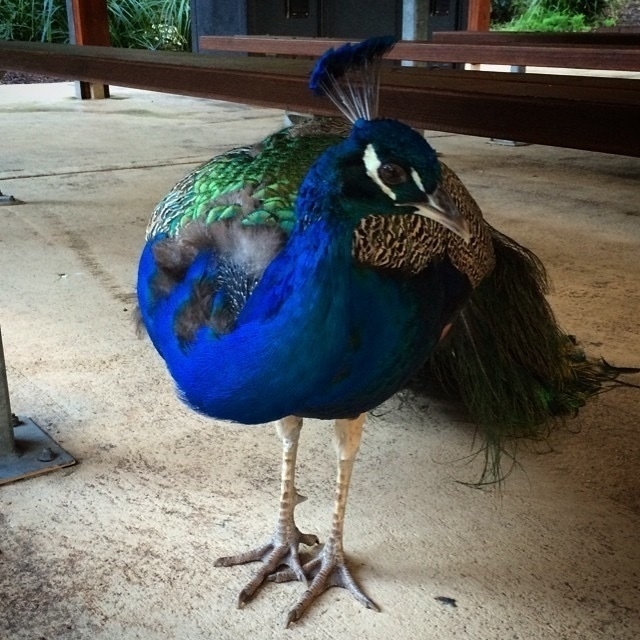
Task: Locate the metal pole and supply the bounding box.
[0,326,17,456]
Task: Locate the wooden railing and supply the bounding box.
[1,40,638,157]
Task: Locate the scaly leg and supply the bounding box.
[214,415,319,607]
[271,413,379,626]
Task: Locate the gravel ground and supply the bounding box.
[0,70,66,84]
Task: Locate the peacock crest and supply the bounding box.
[309,35,396,123]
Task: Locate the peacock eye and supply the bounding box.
[378,163,407,186]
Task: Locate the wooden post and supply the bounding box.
[66,0,111,98]
[467,0,491,31]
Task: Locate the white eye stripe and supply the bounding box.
[362,144,397,201]
[411,168,426,194]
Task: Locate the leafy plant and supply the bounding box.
[493,0,614,31]
[0,0,69,42]
[0,0,191,50]
[492,0,519,23]
[107,0,191,51]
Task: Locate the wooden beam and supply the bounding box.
[67,0,111,98]
[467,0,491,32]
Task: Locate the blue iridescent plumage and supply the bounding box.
[309,36,395,93]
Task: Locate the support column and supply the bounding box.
[467,0,491,31]
[66,0,111,98]
[402,0,429,42]
[190,0,247,53]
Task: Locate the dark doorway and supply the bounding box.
[191,1,467,52]
[426,0,463,38]
[247,0,402,39]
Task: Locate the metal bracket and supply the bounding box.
[0,416,76,485]
[0,190,24,206]
[489,139,530,147]
[0,327,76,485]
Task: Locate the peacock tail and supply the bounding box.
[426,224,622,482]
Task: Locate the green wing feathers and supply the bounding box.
[146,127,343,239]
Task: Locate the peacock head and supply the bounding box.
[344,118,470,241]
[306,36,470,244]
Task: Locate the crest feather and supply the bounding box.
[309,36,397,123]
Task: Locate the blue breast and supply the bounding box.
[137,214,468,425]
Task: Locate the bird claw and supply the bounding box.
[284,547,380,627]
[214,528,320,606]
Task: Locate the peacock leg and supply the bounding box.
[273,413,379,626]
[214,415,319,607]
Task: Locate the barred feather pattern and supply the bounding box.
[438,163,496,288]
[353,213,448,273]
[353,161,495,286]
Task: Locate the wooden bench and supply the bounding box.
[1,40,638,158]
[429,30,640,76]
[197,34,640,153]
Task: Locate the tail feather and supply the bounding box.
[422,227,636,483]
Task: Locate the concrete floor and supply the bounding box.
[0,82,639,640]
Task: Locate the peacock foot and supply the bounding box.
[269,544,380,626]
[214,527,319,607]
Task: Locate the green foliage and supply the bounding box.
[493,0,614,31]
[500,6,591,31]
[492,0,519,23]
[0,0,191,50]
[0,0,69,43]
[107,0,191,51]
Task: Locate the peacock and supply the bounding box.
[136,37,626,625]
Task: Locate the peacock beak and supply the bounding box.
[407,185,472,243]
